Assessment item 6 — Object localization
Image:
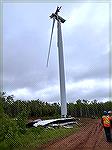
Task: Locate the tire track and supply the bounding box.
[36,119,112,150]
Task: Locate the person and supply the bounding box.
[108,111,112,139]
[108,111,112,128]
[101,111,111,142]
[94,116,102,134]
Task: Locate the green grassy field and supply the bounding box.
[16,126,79,150]
[0,125,79,150]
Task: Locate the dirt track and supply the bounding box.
[37,119,112,150]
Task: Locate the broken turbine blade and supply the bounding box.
[46,18,55,67]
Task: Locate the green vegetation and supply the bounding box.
[0,92,112,150]
[15,127,78,150]
[0,92,79,150]
[0,113,78,150]
[1,92,112,119]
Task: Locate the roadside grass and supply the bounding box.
[0,109,80,150]
[13,126,79,150]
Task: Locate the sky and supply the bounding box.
[3,2,112,103]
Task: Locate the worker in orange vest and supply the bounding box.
[101,111,111,142]
[108,111,112,128]
[108,111,112,139]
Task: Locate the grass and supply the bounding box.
[13,126,79,150]
[0,111,80,150]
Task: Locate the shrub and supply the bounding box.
[16,111,27,134]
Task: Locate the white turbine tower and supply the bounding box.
[46,6,67,118]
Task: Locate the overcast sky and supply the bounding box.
[3,2,111,103]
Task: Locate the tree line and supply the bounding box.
[0,92,112,119]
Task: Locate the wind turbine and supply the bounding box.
[46,6,67,118]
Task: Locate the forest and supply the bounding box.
[1,92,112,119]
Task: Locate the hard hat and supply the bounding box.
[108,111,112,114]
[103,111,108,115]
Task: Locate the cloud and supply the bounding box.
[64,3,109,33]
[8,78,109,103]
[64,3,91,32]
[3,3,110,103]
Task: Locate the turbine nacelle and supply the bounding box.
[50,13,66,23]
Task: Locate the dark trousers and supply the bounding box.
[104,127,111,141]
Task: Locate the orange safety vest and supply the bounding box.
[110,116,112,128]
[102,115,111,127]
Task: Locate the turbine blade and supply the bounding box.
[46,18,55,67]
